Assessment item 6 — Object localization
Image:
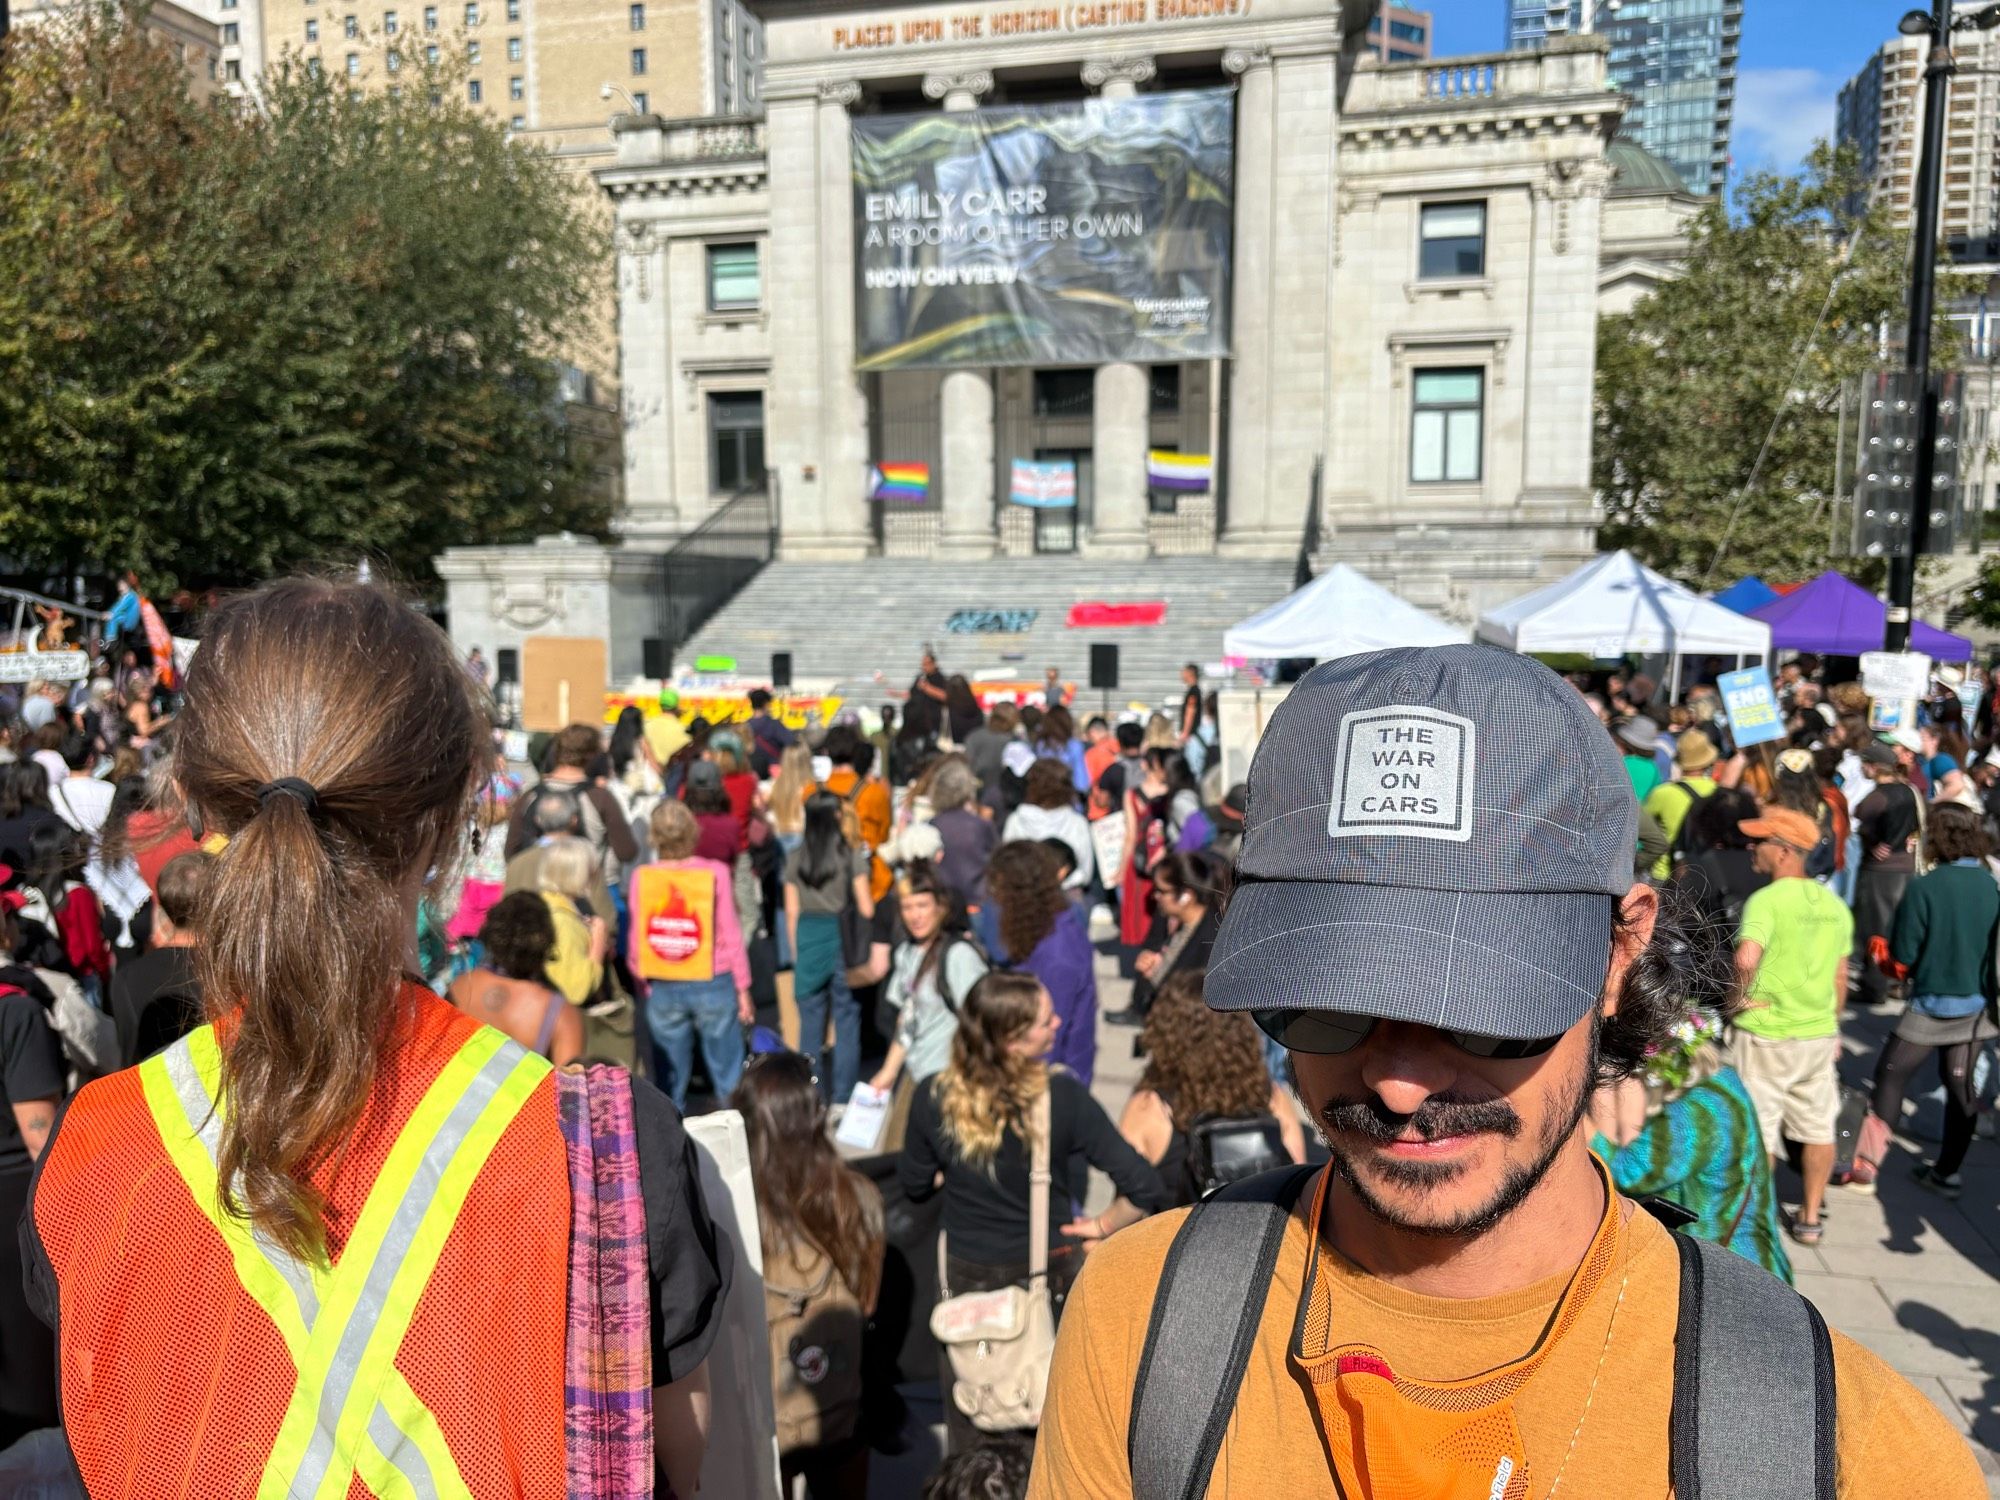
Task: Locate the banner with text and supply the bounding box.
[851,89,1234,371]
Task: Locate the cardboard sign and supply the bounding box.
[0,650,89,684]
[1717,666,1784,748]
[632,864,717,982]
[682,1111,782,1500]
[834,1084,891,1152]
[521,636,608,733]
[1860,651,1932,704]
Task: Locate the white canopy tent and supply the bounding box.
[1223,564,1465,661]
[1475,550,1770,693]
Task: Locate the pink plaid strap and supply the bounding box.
[559,1065,656,1499]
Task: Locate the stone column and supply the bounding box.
[1221,46,1276,553]
[814,81,872,554]
[1082,55,1157,560]
[613,217,678,542]
[925,69,999,558]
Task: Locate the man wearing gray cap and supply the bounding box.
[1027,645,1974,1500]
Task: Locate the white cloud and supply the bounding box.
[1732,67,1838,174]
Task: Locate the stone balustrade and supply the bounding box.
[1345,35,1611,116]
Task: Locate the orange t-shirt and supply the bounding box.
[1028,1168,1981,1499]
[824,767,893,902]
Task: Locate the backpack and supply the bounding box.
[764,1237,867,1457]
[1128,1168,1836,1500]
[1180,1113,1289,1203]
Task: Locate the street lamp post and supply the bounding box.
[1887,1,2000,649]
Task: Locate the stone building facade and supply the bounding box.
[579,19,1636,622]
[441,14,1712,683]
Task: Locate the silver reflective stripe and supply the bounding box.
[368,1403,441,1500]
[286,1041,526,1500]
[161,1038,321,1328]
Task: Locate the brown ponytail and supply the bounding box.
[176,579,487,1261]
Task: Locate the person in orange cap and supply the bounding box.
[1731,804,1853,1247]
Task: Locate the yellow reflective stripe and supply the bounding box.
[139,1031,318,1356]
[260,1027,514,1500]
[316,1046,545,1500]
[140,1023,536,1500]
[142,1034,436,1495]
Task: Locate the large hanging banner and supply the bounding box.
[851,89,1234,371]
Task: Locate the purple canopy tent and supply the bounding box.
[1747,570,1972,661]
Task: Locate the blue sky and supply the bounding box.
[1449,0,1900,179]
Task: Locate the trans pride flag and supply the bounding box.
[869,462,931,503]
[1147,450,1212,494]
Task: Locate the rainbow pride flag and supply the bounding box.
[1147,450,1212,493]
[869,461,931,503]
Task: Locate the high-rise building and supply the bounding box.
[1837,8,2000,239]
[1504,0,1740,199]
[1364,2,1431,62]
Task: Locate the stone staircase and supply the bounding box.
[676,556,1299,707]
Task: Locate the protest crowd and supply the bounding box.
[0,577,1989,1498]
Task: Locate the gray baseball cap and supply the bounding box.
[1206,644,1639,1041]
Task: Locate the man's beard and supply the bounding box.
[1312,1021,1599,1239]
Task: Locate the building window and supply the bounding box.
[221,0,237,8]
[630,46,646,74]
[306,56,322,76]
[467,39,480,62]
[706,243,760,310]
[708,392,766,493]
[345,51,360,74]
[226,57,243,78]
[509,74,522,98]
[385,48,400,70]
[344,13,358,36]
[423,4,436,26]
[221,20,239,41]
[426,42,440,62]
[630,2,644,25]
[1410,369,1484,485]
[1418,201,1486,280]
[505,0,519,16]
[464,2,478,23]
[468,78,481,101]
[1149,364,1181,415]
[507,35,521,59]
[511,114,525,128]
[384,9,398,32]
[305,19,318,39]
[631,90,648,112]
[1033,368,1094,417]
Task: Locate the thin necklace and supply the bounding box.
[1541,1265,1631,1500]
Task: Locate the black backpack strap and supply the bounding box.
[1670,1234,1836,1500]
[1128,1165,1317,1500]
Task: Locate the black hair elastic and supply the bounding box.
[256,778,321,816]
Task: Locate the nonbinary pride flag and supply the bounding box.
[1147,450,1212,493]
[869,462,931,503]
[1009,458,1077,508]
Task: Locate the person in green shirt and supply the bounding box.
[1731,805,1854,1247]
[1640,727,1719,880]
[1613,715,1662,803]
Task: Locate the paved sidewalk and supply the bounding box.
[1083,951,2000,1492]
[1797,1005,2000,1493]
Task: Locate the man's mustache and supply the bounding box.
[1320,1094,1522,1143]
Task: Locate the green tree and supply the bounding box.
[1595,144,1966,589]
[0,4,609,590]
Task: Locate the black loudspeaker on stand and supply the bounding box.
[641,638,667,680]
[771,651,793,689]
[1089,643,1119,690]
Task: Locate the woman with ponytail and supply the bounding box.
[899,970,1167,1454]
[22,578,729,1499]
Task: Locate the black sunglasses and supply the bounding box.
[1253,1008,1566,1060]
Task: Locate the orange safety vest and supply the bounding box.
[34,986,572,1499]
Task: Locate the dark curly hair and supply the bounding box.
[478,891,558,983]
[985,839,1070,963]
[1023,757,1076,810]
[922,1435,1034,1500]
[1140,970,1272,1119]
[1599,880,1740,1086]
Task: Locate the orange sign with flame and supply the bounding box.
[634,865,717,981]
